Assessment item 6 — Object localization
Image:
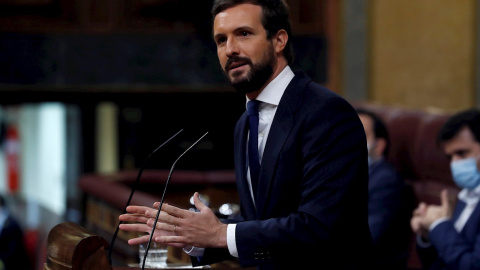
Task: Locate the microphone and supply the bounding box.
[141,131,209,270]
[108,129,184,264]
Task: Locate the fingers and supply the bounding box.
[163,203,188,217]
[119,213,150,223]
[410,216,422,233]
[155,235,189,248]
[119,205,159,223]
[152,201,185,218]
[119,223,157,243]
[413,202,427,216]
[193,192,208,212]
[143,209,185,231]
[419,202,427,211]
[145,218,176,232]
[119,204,184,248]
[119,223,152,234]
[126,205,156,214]
[440,189,449,207]
[127,234,152,245]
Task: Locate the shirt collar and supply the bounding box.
[458,184,480,204]
[246,65,295,107]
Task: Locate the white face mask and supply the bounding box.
[451,157,480,190]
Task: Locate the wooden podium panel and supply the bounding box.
[44,222,112,270]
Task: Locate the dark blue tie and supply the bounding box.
[247,100,260,197]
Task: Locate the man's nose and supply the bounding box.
[226,38,239,56]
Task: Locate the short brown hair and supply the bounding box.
[211,0,294,64]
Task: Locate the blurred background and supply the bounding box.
[0,0,477,269]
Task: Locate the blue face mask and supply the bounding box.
[450,157,480,189]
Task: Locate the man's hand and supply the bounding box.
[410,202,429,240]
[421,189,453,228]
[410,189,454,242]
[152,192,228,249]
[119,205,174,245]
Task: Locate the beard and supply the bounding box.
[223,45,276,94]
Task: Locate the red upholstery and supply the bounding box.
[385,108,427,181]
[412,114,452,183]
[353,102,458,197]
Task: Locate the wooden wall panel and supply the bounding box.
[369,0,476,113]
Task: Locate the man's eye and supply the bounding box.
[240,31,249,37]
[216,37,226,45]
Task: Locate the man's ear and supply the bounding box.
[273,29,288,54]
[375,138,387,158]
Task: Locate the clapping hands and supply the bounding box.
[410,189,454,241]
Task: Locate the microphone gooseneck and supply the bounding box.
[108,129,184,264]
[141,132,208,270]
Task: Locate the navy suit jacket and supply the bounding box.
[368,159,414,269]
[417,196,480,270]
[195,71,373,269]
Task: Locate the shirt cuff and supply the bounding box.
[227,224,238,258]
[183,246,205,257]
[416,233,432,248]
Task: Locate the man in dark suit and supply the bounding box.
[357,108,415,270]
[119,0,372,269]
[0,195,31,270]
[411,108,480,269]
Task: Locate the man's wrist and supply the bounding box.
[216,224,228,248]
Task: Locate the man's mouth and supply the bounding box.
[225,56,252,72]
[228,61,246,71]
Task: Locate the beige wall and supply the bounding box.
[369,0,476,113]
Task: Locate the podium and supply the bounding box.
[44,222,212,270]
[44,222,112,270]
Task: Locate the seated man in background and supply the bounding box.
[357,108,415,270]
[411,108,480,269]
[0,195,31,270]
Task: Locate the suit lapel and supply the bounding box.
[452,200,466,221]
[255,72,309,218]
[459,199,480,237]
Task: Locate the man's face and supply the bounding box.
[359,114,378,159]
[442,126,480,163]
[213,3,276,94]
[359,114,375,144]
